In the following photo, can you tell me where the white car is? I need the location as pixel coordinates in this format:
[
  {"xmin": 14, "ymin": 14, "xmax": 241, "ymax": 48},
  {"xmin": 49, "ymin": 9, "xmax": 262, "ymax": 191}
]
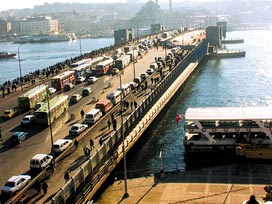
[
  {"xmin": 48, "ymin": 87, "xmax": 56, "ymax": 95},
  {"xmin": 70, "ymin": 94, "xmax": 82, "ymax": 103},
  {"xmin": 146, "ymin": 68, "xmax": 155, "ymax": 75},
  {"xmin": 21, "ymin": 114, "xmax": 35, "ymax": 127},
  {"xmin": 76, "ymin": 76, "xmax": 86, "ymax": 83},
  {"xmin": 1, "ymin": 175, "xmax": 31, "ymax": 195},
  {"xmin": 69, "ymin": 123, "xmax": 88, "ymax": 136},
  {"xmin": 53, "ymin": 139, "xmax": 73, "ymax": 153},
  {"xmin": 87, "ymin": 76, "xmax": 98, "ymax": 84}
]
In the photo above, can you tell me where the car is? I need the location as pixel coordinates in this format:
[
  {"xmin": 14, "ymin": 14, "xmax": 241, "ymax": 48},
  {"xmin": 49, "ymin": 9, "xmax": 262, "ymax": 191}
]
[
  {"xmin": 111, "ymin": 68, "xmax": 120, "ymax": 75},
  {"xmin": 3, "ymin": 108, "xmax": 18, "ymax": 119},
  {"xmin": 30, "ymin": 154, "xmax": 53, "ymax": 170},
  {"xmin": 11, "ymin": 131, "xmax": 29, "ymax": 144},
  {"xmin": 82, "ymin": 87, "xmax": 93, "ymax": 97},
  {"xmin": 1, "ymin": 175, "xmax": 31, "ymax": 196},
  {"xmin": 33, "ymin": 102, "xmax": 45, "ymax": 111},
  {"xmin": 87, "ymin": 76, "xmax": 98, "ymax": 84},
  {"xmin": 53, "ymin": 139, "xmax": 73, "ymax": 154},
  {"xmin": 146, "ymin": 68, "xmax": 155, "ymax": 75},
  {"xmin": 48, "ymin": 87, "xmax": 56, "ymax": 95},
  {"xmin": 70, "ymin": 94, "xmax": 82, "ymax": 103},
  {"xmin": 140, "ymin": 73, "xmax": 149, "ymax": 81},
  {"xmin": 21, "ymin": 114, "xmax": 35, "ymax": 127},
  {"xmin": 129, "ymin": 81, "xmax": 138, "ymax": 90},
  {"xmin": 69, "ymin": 123, "xmax": 88, "ymax": 136},
  {"xmin": 76, "ymin": 76, "xmax": 86, "ymax": 84},
  {"xmin": 64, "ymin": 83, "xmax": 75, "ymax": 91}
]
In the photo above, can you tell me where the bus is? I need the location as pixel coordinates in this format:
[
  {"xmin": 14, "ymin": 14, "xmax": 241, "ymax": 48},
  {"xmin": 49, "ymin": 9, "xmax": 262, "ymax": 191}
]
[
  {"xmin": 96, "ymin": 58, "xmax": 114, "ymax": 75},
  {"xmin": 18, "ymin": 84, "xmax": 47, "ymax": 110},
  {"xmin": 51, "ymin": 70, "xmax": 75, "ymax": 90},
  {"xmin": 70, "ymin": 59, "xmax": 91, "ymax": 68},
  {"xmin": 115, "ymin": 55, "xmax": 131, "ymax": 69},
  {"xmin": 34, "ymin": 95, "xmax": 69, "ymax": 125},
  {"xmin": 72, "ymin": 57, "xmax": 104, "ymax": 78}
]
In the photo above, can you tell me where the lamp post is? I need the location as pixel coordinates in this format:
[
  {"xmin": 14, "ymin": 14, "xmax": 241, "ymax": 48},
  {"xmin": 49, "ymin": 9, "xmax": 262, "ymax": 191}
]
[
  {"xmin": 132, "ymin": 47, "xmax": 136, "ymax": 80},
  {"xmin": 119, "ymin": 72, "xmax": 129, "ymax": 198},
  {"xmin": 18, "ymin": 43, "xmax": 26, "ymax": 91},
  {"xmin": 38, "ymin": 77, "xmax": 54, "ymax": 157},
  {"xmin": 79, "ymin": 37, "xmax": 82, "ymax": 56}
]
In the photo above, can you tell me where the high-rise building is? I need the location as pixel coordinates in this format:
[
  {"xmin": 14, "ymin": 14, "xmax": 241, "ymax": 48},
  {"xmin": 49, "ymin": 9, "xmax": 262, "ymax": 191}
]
[
  {"xmin": 0, "ymin": 19, "xmax": 11, "ymax": 35},
  {"xmin": 20, "ymin": 16, "xmax": 58, "ymax": 34}
]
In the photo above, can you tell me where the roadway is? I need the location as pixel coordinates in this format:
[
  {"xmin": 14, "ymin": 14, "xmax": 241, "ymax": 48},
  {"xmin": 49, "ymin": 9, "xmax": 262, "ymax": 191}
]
[{"xmin": 0, "ymin": 38, "xmax": 169, "ymax": 200}]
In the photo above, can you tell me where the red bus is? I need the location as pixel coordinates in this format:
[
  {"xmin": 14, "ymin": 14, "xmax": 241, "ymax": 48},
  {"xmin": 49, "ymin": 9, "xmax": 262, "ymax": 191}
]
[
  {"xmin": 51, "ymin": 70, "xmax": 75, "ymax": 90},
  {"xmin": 96, "ymin": 58, "xmax": 114, "ymax": 75},
  {"xmin": 95, "ymin": 99, "xmax": 113, "ymax": 115}
]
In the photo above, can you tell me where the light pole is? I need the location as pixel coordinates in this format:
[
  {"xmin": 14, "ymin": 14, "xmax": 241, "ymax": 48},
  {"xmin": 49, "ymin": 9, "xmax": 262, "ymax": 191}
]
[
  {"xmin": 38, "ymin": 77, "xmax": 54, "ymax": 157},
  {"xmin": 132, "ymin": 47, "xmax": 136, "ymax": 79},
  {"xmin": 79, "ymin": 37, "xmax": 82, "ymax": 56},
  {"xmin": 18, "ymin": 43, "xmax": 26, "ymax": 91},
  {"xmin": 119, "ymin": 72, "xmax": 129, "ymax": 198}
]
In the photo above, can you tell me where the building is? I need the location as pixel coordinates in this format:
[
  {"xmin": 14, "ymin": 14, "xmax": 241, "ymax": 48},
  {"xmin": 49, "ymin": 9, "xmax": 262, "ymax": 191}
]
[
  {"xmin": 114, "ymin": 29, "xmax": 134, "ymax": 45},
  {"xmin": 20, "ymin": 16, "xmax": 58, "ymax": 34},
  {"xmin": 216, "ymin": 21, "xmax": 227, "ymax": 39},
  {"xmin": 206, "ymin": 26, "xmax": 221, "ymax": 47},
  {"xmin": 0, "ymin": 19, "xmax": 11, "ymax": 36},
  {"xmin": 151, "ymin": 23, "xmax": 164, "ymax": 34}
]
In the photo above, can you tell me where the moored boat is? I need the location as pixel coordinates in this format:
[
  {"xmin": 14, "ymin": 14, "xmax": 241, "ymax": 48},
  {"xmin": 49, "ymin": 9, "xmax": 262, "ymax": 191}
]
[
  {"xmin": 0, "ymin": 52, "xmax": 17, "ymax": 59},
  {"xmin": 184, "ymin": 107, "xmax": 272, "ymax": 154}
]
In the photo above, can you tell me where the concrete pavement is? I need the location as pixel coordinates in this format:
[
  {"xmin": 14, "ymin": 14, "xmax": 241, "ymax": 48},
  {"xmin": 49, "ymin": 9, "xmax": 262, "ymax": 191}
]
[{"xmin": 97, "ymin": 164, "xmax": 272, "ymax": 204}]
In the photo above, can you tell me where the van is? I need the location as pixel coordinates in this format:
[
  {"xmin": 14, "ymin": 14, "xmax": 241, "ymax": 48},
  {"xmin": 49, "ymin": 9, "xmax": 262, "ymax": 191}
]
[
  {"xmin": 30, "ymin": 154, "xmax": 53, "ymax": 171},
  {"xmin": 53, "ymin": 139, "xmax": 72, "ymax": 154},
  {"xmin": 107, "ymin": 90, "xmax": 122, "ymax": 105},
  {"xmin": 117, "ymin": 83, "xmax": 131, "ymax": 97},
  {"xmin": 85, "ymin": 108, "xmax": 103, "ymax": 124},
  {"xmin": 95, "ymin": 99, "xmax": 113, "ymax": 115},
  {"xmin": 149, "ymin": 62, "xmax": 158, "ymax": 70}
]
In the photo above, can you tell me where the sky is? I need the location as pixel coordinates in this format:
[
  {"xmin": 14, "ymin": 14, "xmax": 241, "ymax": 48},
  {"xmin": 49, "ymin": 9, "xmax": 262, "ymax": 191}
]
[{"xmin": 0, "ymin": 0, "xmax": 212, "ymax": 12}]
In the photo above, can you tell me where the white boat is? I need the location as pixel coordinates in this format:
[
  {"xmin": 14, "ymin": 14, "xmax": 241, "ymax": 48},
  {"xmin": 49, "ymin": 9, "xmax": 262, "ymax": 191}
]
[
  {"xmin": 184, "ymin": 107, "xmax": 272, "ymax": 153},
  {"xmin": 13, "ymin": 33, "xmax": 73, "ymax": 43}
]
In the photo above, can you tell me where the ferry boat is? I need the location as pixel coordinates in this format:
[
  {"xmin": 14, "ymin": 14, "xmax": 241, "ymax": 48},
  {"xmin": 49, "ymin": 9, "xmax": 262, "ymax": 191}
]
[
  {"xmin": 184, "ymin": 107, "xmax": 272, "ymax": 153},
  {"xmin": 13, "ymin": 33, "xmax": 73, "ymax": 43},
  {"xmin": 0, "ymin": 52, "xmax": 17, "ymax": 59}
]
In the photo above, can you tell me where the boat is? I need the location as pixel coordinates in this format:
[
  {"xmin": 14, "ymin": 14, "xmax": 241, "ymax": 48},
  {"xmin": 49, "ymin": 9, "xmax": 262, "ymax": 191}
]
[
  {"xmin": 184, "ymin": 107, "xmax": 272, "ymax": 153},
  {"xmin": 13, "ymin": 33, "xmax": 73, "ymax": 43},
  {"xmin": 0, "ymin": 52, "xmax": 17, "ymax": 59}
]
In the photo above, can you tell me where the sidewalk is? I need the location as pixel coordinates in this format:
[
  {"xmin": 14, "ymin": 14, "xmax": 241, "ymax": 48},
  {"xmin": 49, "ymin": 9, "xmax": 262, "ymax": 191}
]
[{"xmin": 97, "ymin": 164, "xmax": 271, "ymax": 204}]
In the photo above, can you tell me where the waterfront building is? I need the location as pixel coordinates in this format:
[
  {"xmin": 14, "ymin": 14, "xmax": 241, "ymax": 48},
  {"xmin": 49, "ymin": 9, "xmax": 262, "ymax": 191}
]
[
  {"xmin": 0, "ymin": 19, "xmax": 11, "ymax": 36},
  {"xmin": 20, "ymin": 16, "xmax": 58, "ymax": 34},
  {"xmin": 114, "ymin": 28, "xmax": 134, "ymax": 45},
  {"xmin": 216, "ymin": 21, "xmax": 227, "ymax": 39},
  {"xmin": 206, "ymin": 26, "xmax": 221, "ymax": 46}
]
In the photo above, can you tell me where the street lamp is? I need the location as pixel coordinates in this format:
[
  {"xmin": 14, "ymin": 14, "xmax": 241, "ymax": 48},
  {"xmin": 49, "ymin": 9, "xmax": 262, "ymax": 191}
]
[
  {"xmin": 132, "ymin": 47, "xmax": 136, "ymax": 80},
  {"xmin": 38, "ymin": 77, "xmax": 54, "ymax": 157},
  {"xmin": 79, "ymin": 37, "xmax": 82, "ymax": 56},
  {"xmin": 119, "ymin": 71, "xmax": 129, "ymax": 198},
  {"xmin": 18, "ymin": 43, "xmax": 26, "ymax": 91}
]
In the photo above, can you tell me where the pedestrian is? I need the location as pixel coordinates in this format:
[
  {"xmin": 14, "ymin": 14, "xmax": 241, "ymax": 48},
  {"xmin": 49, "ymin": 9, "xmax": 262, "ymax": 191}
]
[
  {"xmin": 111, "ymin": 113, "xmax": 115, "ymax": 121},
  {"xmin": 151, "ymin": 77, "xmax": 154, "ymax": 84},
  {"xmin": 80, "ymin": 109, "xmax": 85, "ymax": 119},
  {"xmin": 64, "ymin": 170, "xmax": 70, "ymax": 183},
  {"xmin": 89, "ymin": 138, "xmax": 94, "ymax": 149},
  {"xmin": 134, "ymin": 101, "xmax": 138, "ymax": 109},
  {"xmin": 112, "ymin": 119, "xmax": 117, "ymax": 131},
  {"xmin": 74, "ymin": 139, "xmax": 78, "ymax": 150},
  {"xmin": 130, "ymin": 101, "xmax": 133, "ymax": 110},
  {"xmin": 41, "ymin": 182, "xmax": 48, "ymax": 195},
  {"xmin": 107, "ymin": 119, "xmax": 111, "ymax": 129},
  {"xmin": 99, "ymin": 138, "xmax": 103, "ymax": 146},
  {"xmin": 0, "ymin": 127, "xmax": 2, "ymax": 142}
]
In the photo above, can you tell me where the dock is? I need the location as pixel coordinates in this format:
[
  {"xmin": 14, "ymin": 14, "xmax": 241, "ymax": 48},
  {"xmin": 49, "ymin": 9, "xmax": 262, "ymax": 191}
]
[
  {"xmin": 209, "ymin": 49, "xmax": 246, "ymax": 58},
  {"xmin": 221, "ymin": 38, "xmax": 244, "ymax": 44}
]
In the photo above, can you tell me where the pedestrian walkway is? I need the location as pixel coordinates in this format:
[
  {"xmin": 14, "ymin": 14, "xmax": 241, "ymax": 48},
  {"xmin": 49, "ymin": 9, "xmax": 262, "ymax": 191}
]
[{"xmin": 97, "ymin": 164, "xmax": 272, "ymax": 204}]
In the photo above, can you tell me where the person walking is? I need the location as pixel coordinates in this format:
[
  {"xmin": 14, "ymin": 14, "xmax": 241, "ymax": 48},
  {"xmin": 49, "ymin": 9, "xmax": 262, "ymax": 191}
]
[
  {"xmin": 80, "ymin": 109, "xmax": 85, "ymax": 119},
  {"xmin": 89, "ymin": 138, "xmax": 94, "ymax": 150},
  {"xmin": 41, "ymin": 182, "xmax": 48, "ymax": 195},
  {"xmin": 74, "ymin": 139, "xmax": 79, "ymax": 150},
  {"xmin": 112, "ymin": 119, "xmax": 117, "ymax": 131},
  {"xmin": 64, "ymin": 170, "xmax": 70, "ymax": 183},
  {"xmin": 134, "ymin": 101, "xmax": 138, "ymax": 109},
  {"xmin": 107, "ymin": 119, "xmax": 111, "ymax": 129}
]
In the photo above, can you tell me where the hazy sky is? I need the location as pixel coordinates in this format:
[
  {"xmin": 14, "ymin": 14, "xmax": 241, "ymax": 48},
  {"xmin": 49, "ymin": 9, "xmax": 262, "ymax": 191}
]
[{"xmin": 0, "ymin": 0, "xmax": 211, "ymax": 12}]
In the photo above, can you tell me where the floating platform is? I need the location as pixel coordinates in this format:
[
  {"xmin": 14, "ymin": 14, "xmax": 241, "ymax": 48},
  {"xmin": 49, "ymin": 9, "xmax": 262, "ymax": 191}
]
[
  {"xmin": 221, "ymin": 38, "xmax": 244, "ymax": 44},
  {"xmin": 209, "ymin": 49, "xmax": 246, "ymax": 58}
]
